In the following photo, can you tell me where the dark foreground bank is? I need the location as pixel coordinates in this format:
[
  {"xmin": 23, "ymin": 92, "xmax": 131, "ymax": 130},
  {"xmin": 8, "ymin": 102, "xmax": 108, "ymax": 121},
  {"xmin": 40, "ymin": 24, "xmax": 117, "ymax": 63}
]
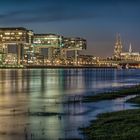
[
  {"xmin": 80, "ymin": 94, "xmax": 140, "ymax": 140},
  {"xmin": 83, "ymin": 84, "xmax": 140, "ymax": 102}
]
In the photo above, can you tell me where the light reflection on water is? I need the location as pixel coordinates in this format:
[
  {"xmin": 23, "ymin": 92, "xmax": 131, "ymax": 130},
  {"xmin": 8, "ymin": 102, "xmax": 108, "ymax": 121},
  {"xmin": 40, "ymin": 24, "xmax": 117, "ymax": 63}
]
[{"xmin": 0, "ymin": 68, "xmax": 140, "ymax": 140}]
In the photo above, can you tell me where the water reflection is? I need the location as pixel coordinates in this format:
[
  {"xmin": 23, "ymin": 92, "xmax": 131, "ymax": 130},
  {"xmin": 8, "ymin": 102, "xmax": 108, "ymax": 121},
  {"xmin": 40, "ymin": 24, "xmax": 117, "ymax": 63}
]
[
  {"xmin": 1, "ymin": 69, "xmax": 139, "ymax": 96},
  {"xmin": 0, "ymin": 68, "xmax": 140, "ymax": 139}
]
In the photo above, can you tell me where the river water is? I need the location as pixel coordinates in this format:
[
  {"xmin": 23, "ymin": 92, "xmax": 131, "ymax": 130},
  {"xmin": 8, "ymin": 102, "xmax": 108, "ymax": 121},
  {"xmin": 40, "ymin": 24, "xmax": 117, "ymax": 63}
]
[{"xmin": 0, "ymin": 68, "xmax": 140, "ymax": 140}]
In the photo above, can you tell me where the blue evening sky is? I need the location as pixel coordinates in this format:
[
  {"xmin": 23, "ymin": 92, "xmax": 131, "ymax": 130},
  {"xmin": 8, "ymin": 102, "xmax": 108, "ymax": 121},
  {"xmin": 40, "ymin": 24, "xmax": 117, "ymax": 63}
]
[{"xmin": 0, "ymin": 0, "xmax": 140, "ymax": 57}]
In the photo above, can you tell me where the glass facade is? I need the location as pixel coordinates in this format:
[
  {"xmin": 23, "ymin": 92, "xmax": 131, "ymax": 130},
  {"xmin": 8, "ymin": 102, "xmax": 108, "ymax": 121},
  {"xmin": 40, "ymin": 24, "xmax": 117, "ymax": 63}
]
[
  {"xmin": 0, "ymin": 27, "xmax": 87, "ymax": 65},
  {"xmin": 63, "ymin": 37, "xmax": 86, "ymax": 50},
  {"xmin": 0, "ymin": 27, "xmax": 33, "ymax": 44},
  {"xmin": 33, "ymin": 34, "xmax": 63, "ymax": 48}
]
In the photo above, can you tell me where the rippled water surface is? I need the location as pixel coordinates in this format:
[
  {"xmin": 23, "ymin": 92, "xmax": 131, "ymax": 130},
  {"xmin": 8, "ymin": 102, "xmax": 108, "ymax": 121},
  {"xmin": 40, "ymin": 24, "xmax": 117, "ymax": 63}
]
[{"xmin": 0, "ymin": 68, "xmax": 140, "ymax": 140}]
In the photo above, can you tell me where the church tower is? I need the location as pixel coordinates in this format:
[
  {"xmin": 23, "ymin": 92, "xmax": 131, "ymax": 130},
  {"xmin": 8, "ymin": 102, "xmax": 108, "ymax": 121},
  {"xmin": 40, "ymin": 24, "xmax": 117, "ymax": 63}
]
[
  {"xmin": 114, "ymin": 34, "xmax": 123, "ymax": 59},
  {"xmin": 129, "ymin": 43, "xmax": 132, "ymax": 53}
]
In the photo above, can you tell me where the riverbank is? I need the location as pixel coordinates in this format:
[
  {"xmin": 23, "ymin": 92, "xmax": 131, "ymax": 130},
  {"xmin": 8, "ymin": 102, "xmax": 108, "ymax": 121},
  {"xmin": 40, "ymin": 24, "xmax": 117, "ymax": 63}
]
[
  {"xmin": 0, "ymin": 65, "xmax": 117, "ymax": 69},
  {"xmin": 127, "ymin": 95, "xmax": 140, "ymax": 105},
  {"xmin": 55, "ymin": 85, "xmax": 140, "ymax": 104},
  {"xmin": 80, "ymin": 89, "xmax": 140, "ymax": 140},
  {"xmin": 0, "ymin": 65, "xmax": 24, "ymax": 69},
  {"xmin": 83, "ymin": 85, "xmax": 140, "ymax": 102},
  {"xmin": 1, "ymin": 64, "xmax": 139, "ymax": 69},
  {"xmin": 25, "ymin": 65, "xmax": 116, "ymax": 69}
]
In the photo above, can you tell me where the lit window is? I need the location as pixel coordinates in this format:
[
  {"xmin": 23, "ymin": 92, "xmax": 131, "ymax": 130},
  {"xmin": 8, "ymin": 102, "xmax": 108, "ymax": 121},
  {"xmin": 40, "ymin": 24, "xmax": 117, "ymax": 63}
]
[
  {"xmin": 18, "ymin": 32, "xmax": 23, "ymax": 35},
  {"xmin": 5, "ymin": 32, "xmax": 10, "ymax": 35},
  {"xmin": 5, "ymin": 37, "xmax": 10, "ymax": 39},
  {"xmin": 11, "ymin": 32, "xmax": 15, "ymax": 35}
]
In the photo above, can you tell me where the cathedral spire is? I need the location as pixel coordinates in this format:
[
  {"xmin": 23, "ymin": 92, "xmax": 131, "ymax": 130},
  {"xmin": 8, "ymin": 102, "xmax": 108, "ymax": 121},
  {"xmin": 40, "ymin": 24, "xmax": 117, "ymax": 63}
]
[
  {"xmin": 114, "ymin": 33, "xmax": 123, "ymax": 59},
  {"xmin": 116, "ymin": 33, "xmax": 121, "ymax": 44},
  {"xmin": 129, "ymin": 43, "xmax": 132, "ymax": 53}
]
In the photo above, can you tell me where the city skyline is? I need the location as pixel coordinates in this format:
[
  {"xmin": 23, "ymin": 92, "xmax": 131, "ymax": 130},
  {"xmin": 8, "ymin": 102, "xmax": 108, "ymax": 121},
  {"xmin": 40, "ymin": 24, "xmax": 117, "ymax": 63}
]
[{"xmin": 0, "ymin": 0, "xmax": 140, "ymax": 57}]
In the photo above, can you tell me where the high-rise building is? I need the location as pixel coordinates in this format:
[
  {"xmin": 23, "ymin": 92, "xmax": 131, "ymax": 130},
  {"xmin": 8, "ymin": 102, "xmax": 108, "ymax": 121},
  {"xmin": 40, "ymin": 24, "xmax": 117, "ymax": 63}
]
[
  {"xmin": 0, "ymin": 27, "xmax": 33, "ymax": 44},
  {"xmin": 33, "ymin": 34, "xmax": 63, "ymax": 64},
  {"xmin": 0, "ymin": 27, "xmax": 87, "ymax": 66},
  {"xmin": 0, "ymin": 27, "xmax": 34, "ymax": 64},
  {"xmin": 62, "ymin": 37, "xmax": 86, "ymax": 64}
]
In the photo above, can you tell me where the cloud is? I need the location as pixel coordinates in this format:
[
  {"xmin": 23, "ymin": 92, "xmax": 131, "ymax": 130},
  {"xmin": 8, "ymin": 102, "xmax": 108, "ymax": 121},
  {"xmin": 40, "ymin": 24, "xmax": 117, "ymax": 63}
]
[
  {"xmin": 0, "ymin": 10, "xmax": 24, "ymax": 19},
  {"xmin": 0, "ymin": 0, "xmax": 140, "ymax": 25},
  {"xmin": 0, "ymin": 1, "xmax": 96, "ymax": 24}
]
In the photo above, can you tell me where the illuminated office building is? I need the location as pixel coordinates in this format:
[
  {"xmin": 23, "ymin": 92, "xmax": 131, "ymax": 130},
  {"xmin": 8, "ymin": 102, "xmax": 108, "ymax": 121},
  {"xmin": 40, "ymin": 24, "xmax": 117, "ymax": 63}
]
[
  {"xmin": 62, "ymin": 37, "xmax": 86, "ymax": 65},
  {"xmin": 0, "ymin": 27, "xmax": 87, "ymax": 66},
  {"xmin": 33, "ymin": 34, "xmax": 63, "ymax": 64},
  {"xmin": 0, "ymin": 27, "xmax": 33, "ymax": 64}
]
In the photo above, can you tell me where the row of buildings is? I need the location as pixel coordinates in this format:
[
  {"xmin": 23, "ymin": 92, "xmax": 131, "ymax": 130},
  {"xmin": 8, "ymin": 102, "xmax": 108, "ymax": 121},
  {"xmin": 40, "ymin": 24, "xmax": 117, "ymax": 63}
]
[
  {"xmin": 0, "ymin": 27, "xmax": 139, "ymax": 67},
  {"xmin": 92, "ymin": 35, "xmax": 140, "ymax": 68},
  {"xmin": 113, "ymin": 34, "xmax": 140, "ymax": 61},
  {"xmin": 0, "ymin": 27, "xmax": 87, "ymax": 66}
]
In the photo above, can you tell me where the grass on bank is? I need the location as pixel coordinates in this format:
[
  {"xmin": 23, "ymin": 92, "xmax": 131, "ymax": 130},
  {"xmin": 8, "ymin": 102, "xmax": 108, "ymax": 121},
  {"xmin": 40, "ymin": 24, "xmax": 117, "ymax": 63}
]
[
  {"xmin": 83, "ymin": 85, "xmax": 140, "ymax": 102},
  {"xmin": 127, "ymin": 95, "xmax": 140, "ymax": 105},
  {"xmin": 80, "ymin": 93, "xmax": 140, "ymax": 140},
  {"xmin": 81, "ymin": 109, "xmax": 140, "ymax": 140}
]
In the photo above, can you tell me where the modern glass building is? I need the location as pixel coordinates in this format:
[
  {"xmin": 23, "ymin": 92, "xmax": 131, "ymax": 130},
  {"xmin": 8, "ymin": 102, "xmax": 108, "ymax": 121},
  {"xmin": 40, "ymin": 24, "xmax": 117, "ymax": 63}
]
[
  {"xmin": 33, "ymin": 34, "xmax": 63, "ymax": 64},
  {"xmin": 63, "ymin": 37, "xmax": 86, "ymax": 50},
  {"xmin": 0, "ymin": 27, "xmax": 87, "ymax": 66},
  {"xmin": 61, "ymin": 37, "xmax": 87, "ymax": 65},
  {"xmin": 0, "ymin": 27, "xmax": 33, "ymax": 44},
  {"xmin": 0, "ymin": 27, "xmax": 34, "ymax": 65},
  {"xmin": 33, "ymin": 34, "xmax": 63, "ymax": 48}
]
